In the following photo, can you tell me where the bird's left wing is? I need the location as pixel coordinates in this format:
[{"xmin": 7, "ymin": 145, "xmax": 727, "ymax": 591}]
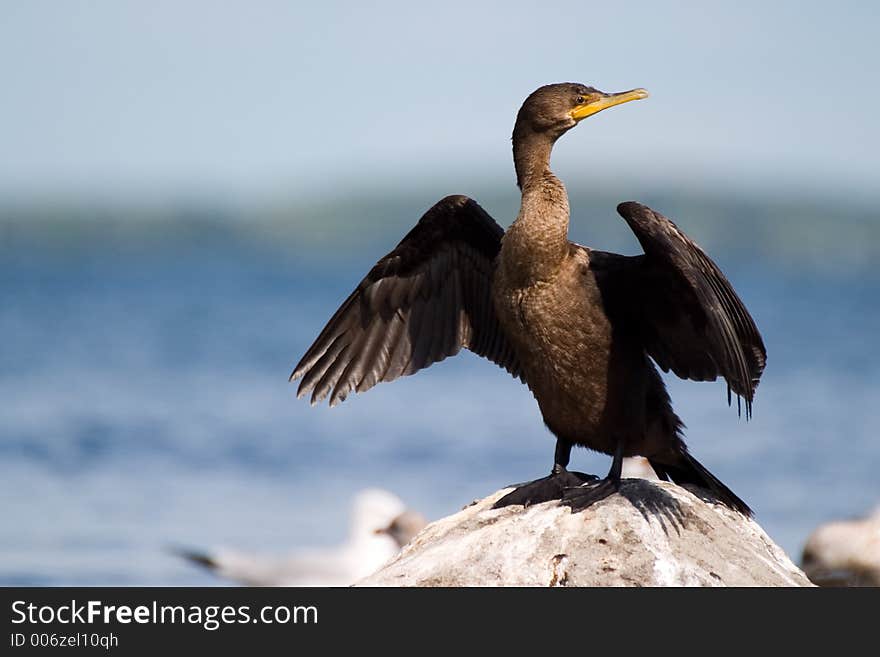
[
  {"xmin": 613, "ymin": 201, "xmax": 766, "ymax": 416},
  {"xmin": 290, "ymin": 195, "xmax": 521, "ymax": 407}
]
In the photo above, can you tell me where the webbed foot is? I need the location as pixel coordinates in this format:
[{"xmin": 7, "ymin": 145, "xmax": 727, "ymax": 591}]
[
  {"xmin": 561, "ymin": 476, "xmax": 621, "ymax": 512},
  {"xmin": 493, "ymin": 469, "xmax": 598, "ymax": 509}
]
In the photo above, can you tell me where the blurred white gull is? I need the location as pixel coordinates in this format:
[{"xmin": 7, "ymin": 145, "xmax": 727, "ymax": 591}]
[
  {"xmin": 621, "ymin": 457, "xmax": 660, "ymax": 480},
  {"xmin": 177, "ymin": 488, "xmax": 426, "ymax": 586},
  {"xmin": 801, "ymin": 505, "xmax": 880, "ymax": 587}
]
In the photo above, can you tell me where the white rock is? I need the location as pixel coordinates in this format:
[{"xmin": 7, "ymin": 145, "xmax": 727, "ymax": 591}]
[
  {"xmin": 802, "ymin": 506, "xmax": 880, "ymax": 587},
  {"xmin": 356, "ymin": 479, "xmax": 812, "ymax": 587}
]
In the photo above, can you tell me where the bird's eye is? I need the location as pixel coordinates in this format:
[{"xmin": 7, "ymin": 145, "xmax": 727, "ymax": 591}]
[{"xmin": 576, "ymin": 96, "xmax": 585, "ymax": 104}]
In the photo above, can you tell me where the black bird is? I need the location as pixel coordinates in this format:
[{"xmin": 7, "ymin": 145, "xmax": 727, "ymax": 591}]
[{"xmin": 290, "ymin": 83, "xmax": 766, "ymax": 516}]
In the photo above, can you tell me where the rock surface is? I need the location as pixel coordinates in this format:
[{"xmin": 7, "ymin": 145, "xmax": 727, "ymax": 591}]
[{"xmin": 357, "ymin": 479, "xmax": 812, "ymax": 587}]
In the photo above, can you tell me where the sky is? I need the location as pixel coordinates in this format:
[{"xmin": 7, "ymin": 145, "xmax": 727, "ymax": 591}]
[{"xmin": 1, "ymin": 1, "xmax": 878, "ymax": 202}]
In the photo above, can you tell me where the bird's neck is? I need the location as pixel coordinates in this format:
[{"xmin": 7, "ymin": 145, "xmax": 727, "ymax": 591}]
[
  {"xmin": 513, "ymin": 127, "xmax": 555, "ymax": 191},
  {"xmin": 504, "ymin": 129, "xmax": 570, "ymax": 284}
]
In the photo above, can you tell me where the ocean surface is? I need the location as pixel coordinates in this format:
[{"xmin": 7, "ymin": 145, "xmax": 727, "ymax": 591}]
[{"xmin": 1, "ymin": 213, "xmax": 879, "ymax": 585}]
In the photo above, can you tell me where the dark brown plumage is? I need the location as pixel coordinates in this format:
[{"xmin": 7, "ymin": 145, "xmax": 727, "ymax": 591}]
[{"xmin": 290, "ymin": 82, "xmax": 766, "ymax": 516}]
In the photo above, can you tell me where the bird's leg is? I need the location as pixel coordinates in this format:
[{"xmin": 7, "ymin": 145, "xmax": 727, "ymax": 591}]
[
  {"xmin": 562, "ymin": 438, "xmax": 625, "ymax": 512},
  {"xmin": 493, "ymin": 439, "xmax": 598, "ymax": 509},
  {"xmin": 551, "ymin": 438, "xmax": 571, "ymax": 475}
]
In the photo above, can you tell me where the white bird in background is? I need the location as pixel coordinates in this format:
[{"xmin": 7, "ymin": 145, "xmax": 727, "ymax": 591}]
[
  {"xmin": 176, "ymin": 488, "xmax": 427, "ymax": 586},
  {"xmin": 621, "ymin": 457, "xmax": 660, "ymax": 481}
]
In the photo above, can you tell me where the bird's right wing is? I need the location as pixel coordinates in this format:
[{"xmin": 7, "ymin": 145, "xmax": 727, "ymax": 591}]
[{"xmin": 290, "ymin": 195, "xmax": 522, "ymax": 406}]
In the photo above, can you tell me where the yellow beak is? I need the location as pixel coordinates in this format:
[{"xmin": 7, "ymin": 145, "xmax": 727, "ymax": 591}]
[{"xmin": 570, "ymin": 88, "xmax": 649, "ymax": 122}]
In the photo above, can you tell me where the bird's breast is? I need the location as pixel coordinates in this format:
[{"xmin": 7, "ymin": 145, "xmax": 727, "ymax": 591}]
[{"xmin": 493, "ymin": 253, "xmax": 615, "ymax": 414}]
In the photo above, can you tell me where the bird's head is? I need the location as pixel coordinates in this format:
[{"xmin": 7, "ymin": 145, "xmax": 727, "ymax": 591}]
[
  {"xmin": 373, "ymin": 510, "xmax": 428, "ymax": 548},
  {"xmin": 512, "ymin": 82, "xmax": 648, "ymax": 188},
  {"xmin": 515, "ymin": 82, "xmax": 649, "ymax": 139}
]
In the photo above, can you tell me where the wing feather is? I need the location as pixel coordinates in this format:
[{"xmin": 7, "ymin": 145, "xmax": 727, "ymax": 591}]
[
  {"xmin": 614, "ymin": 201, "xmax": 766, "ymax": 416},
  {"xmin": 291, "ymin": 195, "xmax": 523, "ymax": 406}
]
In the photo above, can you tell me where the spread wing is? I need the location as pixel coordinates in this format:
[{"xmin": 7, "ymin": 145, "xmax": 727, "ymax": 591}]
[
  {"xmin": 290, "ymin": 194, "xmax": 522, "ymax": 406},
  {"xmin": 614, "ymin": 201, "xmax": 767, "ymax": 416}
]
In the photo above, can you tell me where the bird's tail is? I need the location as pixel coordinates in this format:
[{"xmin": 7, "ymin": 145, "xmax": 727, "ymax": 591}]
[{"xmin": 649, "ymin": 451, "xmax": 752, "ymax": 517}]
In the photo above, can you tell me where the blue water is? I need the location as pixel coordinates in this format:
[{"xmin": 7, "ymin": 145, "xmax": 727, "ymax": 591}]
[{"xmin": 1, "ymin": 236, "xmax": 878, "ymax": 585}]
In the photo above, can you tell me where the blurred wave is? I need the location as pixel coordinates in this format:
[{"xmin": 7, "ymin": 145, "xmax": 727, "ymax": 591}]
[{"xmin": 3, "ymin": 182, "xmax": 879, "ymax": 272}]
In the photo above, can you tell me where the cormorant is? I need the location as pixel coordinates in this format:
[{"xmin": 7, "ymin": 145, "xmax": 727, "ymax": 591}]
[{"xmin": 290, "ymin": 83, "xmax": 766, "ymax": 516}]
